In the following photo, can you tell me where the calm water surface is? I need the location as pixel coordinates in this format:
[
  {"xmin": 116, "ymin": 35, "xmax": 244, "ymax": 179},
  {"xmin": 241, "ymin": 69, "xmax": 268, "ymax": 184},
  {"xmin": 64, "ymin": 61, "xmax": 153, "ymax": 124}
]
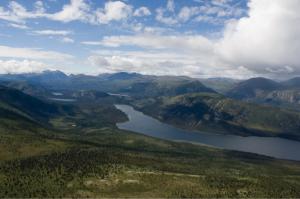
[
  {"xmin": 48, "ymin": 98, "xmax": 76, "ymax": 102},
  {"xmin": 115, "ymin": 104, "xmax": 300, "ymax": 161}
]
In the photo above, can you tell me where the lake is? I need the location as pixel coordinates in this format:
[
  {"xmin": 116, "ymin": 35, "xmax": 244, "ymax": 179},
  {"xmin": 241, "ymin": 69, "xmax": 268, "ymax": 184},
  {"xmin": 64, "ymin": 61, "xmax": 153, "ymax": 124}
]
[
  {"xmin": 115, "ymin": 104, "xmax": 300, "ymax": 161},
  {"xmin": 48, "ymin": 98, "xmax": 76, "ymax": 102}
]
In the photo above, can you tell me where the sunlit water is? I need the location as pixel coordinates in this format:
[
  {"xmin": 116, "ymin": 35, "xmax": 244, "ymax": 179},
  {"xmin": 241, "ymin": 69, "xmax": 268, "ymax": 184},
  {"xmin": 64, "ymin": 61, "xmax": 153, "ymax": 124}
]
[{"xmin": 115, "ymin": 104, "xmax": 300, "ymax": 161}]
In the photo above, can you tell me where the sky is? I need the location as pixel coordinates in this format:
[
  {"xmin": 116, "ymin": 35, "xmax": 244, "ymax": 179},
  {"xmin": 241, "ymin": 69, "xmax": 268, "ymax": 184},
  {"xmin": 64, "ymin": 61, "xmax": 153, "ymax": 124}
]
[{"xmin": 0, "ymin": 0, "xmax": 299, "ymax": 79}]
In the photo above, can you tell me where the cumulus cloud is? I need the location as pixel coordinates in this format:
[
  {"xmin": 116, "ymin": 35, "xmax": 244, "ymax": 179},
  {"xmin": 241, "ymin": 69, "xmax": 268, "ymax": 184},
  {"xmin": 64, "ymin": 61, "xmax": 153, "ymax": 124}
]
[
  {"xmin": 83, "ymin": 0, "xmax": 300, "ymax": 78},
  {"xmin": 0, "ymin": 0, "xmax": 90, "ymax": 24},
  {"xmin": 1, "ymin": 0, "xmax": 300, "ymax": 79},
  {"xmin": 133, "ymin": 7, "xmax": 151, "ymax": 17},
  {"xmin": 48, "ymin": 0, "xmax": 91, "ymax": 23},
  {"xmin": 217, "ymin": 0, "xmax": 300, "ymax": 75},
  {"xmin": 95, "ymin": 1, "xmax": 132, "ymax": 24},
  {"xmin": 0, "ymin": 0, "xmax": 135, "ymax": 25},
  {"xmin": 0, "ymin": 59, "xmax": 49, "ymax": 74},
  {"xmin": 0, "ymin": 1, "xmax": 44, "ymax": 23},
  {"xmin": 88, "ymin": 55, "xmax": 110, "ymax": 67}
]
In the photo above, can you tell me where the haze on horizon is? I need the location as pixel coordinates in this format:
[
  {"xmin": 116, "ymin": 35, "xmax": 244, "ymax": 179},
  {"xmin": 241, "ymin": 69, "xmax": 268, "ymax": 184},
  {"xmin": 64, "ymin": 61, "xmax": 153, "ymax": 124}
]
[{"xmin": 0, "ymin": 0, "xmax": 300, "ymax": 80}]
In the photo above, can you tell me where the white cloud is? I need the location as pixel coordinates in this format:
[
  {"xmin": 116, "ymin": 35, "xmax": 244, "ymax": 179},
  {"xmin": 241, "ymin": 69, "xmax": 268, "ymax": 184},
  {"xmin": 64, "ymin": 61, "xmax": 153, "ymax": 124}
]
[
  {"xmin": 48, "ymin": 0, "xmax": 91, "ymax": 23},
  {"xmin": 86, "ymin": 35, "xmax": 224, "ymax": 77},
  {"xmin": 217, "ymin": 0, "xmax": 300, "ymax": 75},
  {"xmin": 155, "ymin": 8, "xmax": 178, "ymax": 25},
  {"xmin": 8, "ymin": 23, "xmax": 29, "ymax": 29},
  {"xmin": 88, "ymin": 55, "xmax": 110, "ymax": 67},
  {"xmin": 97, "ymin": 34, "xmax": 214, "ymax": 53},
  {"xmin": 211, "ymin": 0, "xmax": 232, "ymax": 7},
  {"xmin": 95, "ymin": 1, "xmax": 132, "ymax": 24},
  {"xmin": 133, "ymin": 7, "xmax": 151, "ymax": 17},
  {"xmin": 194, "ymin": 15, "xmax": 222, "ymax": 24},
  {"xmin": 155, "ymin": 0, "xmax": 244, "ymax": 26},
  {"xmin": 0, "ymin": 59, "xmax": 49, "ymax": 74},
  {"xmin": 167, "ymin": 0, "xmax": 175, "ymax": 12},
  {"xmin": 0, "ymin": 1, "xmax": 150, "ymax": 26},
  {"xmin": 0, "ymin": 0, "xmax": 94, "ymax": 24},
  {"xmin": 0, "ymin": 45, "xmax": 73, "ymax": 60},
  {"xmin": 0, "ymin": 1, "xmax": 46, "ymax": 23},
  {"xmin": 178, "ymin": 6, "xmax": 201, "ymax": 22},
  {"xmin": 61, "ymin": 37, "xmax": 74, "ymax": 43},
  {"xmin": 32, "ymin": 29, "xmax": 72, "ymax": 36},
  {"xmin": 34, "ymin": 1, "xmax": 45, "ymax": 14},
  {"xmin": 84, "ymin": 0, "xmax": 300, "ymax": 78},
  {"xmin": 87, "ymin": 49, "xmax": 248, "ymax": 78}
]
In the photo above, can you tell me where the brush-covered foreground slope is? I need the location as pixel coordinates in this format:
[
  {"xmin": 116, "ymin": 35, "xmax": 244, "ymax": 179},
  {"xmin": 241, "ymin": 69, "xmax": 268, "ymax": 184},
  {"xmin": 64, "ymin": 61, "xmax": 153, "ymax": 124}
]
[
  {"xmin": 1, "ymin": 118, "xmax": 300, "ymax": 198},
  {"xmin": 0, "ymin": 87, "xmax": 72, "ymax": 162},
  {"xmin": 132, "ymin": 93, "xmax": 300, "ymax": 140}
]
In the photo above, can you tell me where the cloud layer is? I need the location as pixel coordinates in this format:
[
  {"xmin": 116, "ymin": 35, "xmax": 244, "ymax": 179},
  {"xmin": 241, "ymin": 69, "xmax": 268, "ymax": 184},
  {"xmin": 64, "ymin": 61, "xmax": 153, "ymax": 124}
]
[
  {"xmin": 0, "ymin": 59, "xmax": 49, "ymax": 74},
  {"xmin": 86, "ymin": 0, "xmax": 300, "ymax": 79},
  {"xmin": 0, "ymin": 0, "xmax": 300, "ymax": 79},
  {"xmin": 218, "ymin": 0, "xmax": 300, "ymax": 75}
]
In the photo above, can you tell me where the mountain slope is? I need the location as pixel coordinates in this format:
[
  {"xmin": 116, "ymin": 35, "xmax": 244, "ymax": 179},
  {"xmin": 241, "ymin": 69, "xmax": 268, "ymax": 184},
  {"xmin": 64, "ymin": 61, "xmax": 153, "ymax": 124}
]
[
  {"xmin": 199, "ymin": 78, "xmax": 240, "ymax": 93},
  {"xmin": 226, "ymin": 77, "xmax": 282, "ymax": 99},
  {"xmin": 282, "ymin": 77, "xmax": 300, "ymax": 88},
  {"xmin": 226, "ymin": 77, "xmax": 300, "ymax": 109},
  {"xmin": 0, "ymin": 86, "xmax": 72, "ymax": 124},
  {"xmin": 123, "ymin": 79, "xmax": 216, "ymax": 98},
  {"xmin": 132, "ymin": 93, "xmax": 300, "ymax": 140}
]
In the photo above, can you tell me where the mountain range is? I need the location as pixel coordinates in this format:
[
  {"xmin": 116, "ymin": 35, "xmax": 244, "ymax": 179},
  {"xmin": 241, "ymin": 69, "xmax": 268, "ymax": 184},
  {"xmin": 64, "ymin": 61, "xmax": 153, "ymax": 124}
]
[
  {"xmin": 1, "ymin": 71, "xmax": 300, "ymax": 140},
  {"xmin": 0, "ymin": 71, "xmax": 300, "ymax": 197}
]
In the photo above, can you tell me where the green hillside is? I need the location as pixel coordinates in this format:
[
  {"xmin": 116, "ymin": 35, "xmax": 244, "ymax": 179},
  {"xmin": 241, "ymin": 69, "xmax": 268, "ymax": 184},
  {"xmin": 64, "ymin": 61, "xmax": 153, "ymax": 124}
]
[{"xmin": 132, "ymin": 93, "xmax": 300, "ymax": 140}]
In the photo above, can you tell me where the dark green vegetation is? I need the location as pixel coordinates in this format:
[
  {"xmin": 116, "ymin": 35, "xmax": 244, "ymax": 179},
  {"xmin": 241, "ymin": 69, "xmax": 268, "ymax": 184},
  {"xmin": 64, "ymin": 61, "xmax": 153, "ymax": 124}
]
[
  {"xmin": 1, "ymin": 122, "xmax": 300, "ymax": 197},
  {"xmin": 132, "ymin": 92, "xmax": 300, "ymax": 140},
  {"xmin": 0, "ymin": 72, "xmax": 300, "ymax": 197}
]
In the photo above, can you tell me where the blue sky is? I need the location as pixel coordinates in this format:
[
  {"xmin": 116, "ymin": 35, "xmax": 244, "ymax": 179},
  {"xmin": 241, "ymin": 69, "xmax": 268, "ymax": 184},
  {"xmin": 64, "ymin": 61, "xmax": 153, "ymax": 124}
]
[{"xmin": 0, "ymin": 0, "xmax": 299, "ymax": 79}]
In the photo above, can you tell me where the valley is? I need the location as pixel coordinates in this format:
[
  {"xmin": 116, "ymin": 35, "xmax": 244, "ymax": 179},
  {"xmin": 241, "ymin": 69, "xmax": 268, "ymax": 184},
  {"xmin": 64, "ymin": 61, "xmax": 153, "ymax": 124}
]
[
  {"xmin": 1, "ymin": 0, "xmax": 300, "ymax": 197},
  {"xmin": 0, "ymin": 71, "xmax": 300, "ymax": 197}
]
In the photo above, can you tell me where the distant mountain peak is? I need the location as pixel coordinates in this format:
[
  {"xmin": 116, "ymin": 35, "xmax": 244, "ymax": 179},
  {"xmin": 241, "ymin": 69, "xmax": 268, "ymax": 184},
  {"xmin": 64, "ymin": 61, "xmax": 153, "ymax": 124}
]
[
  {"xmin": 107, "ymin": 72, "xmax": 142, "ymax": 80},
  {"xmin": 41, "ymin": 70, "xmax": 67, "ymax": 77},
  {"xmin": 282, "ymin": 77, "xmax": 300, "ymax": 88},
  {"xmin": 226, "ymin": 77, "xmax": 282, "ymax": 99}
]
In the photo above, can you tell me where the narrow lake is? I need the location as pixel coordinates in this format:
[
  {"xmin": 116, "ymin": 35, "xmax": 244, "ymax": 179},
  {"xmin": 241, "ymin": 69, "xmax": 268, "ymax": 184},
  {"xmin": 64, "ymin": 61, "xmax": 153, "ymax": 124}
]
[{"xmin": 115, "ymin": 104, "xmax": 300, "ymax": 161}]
